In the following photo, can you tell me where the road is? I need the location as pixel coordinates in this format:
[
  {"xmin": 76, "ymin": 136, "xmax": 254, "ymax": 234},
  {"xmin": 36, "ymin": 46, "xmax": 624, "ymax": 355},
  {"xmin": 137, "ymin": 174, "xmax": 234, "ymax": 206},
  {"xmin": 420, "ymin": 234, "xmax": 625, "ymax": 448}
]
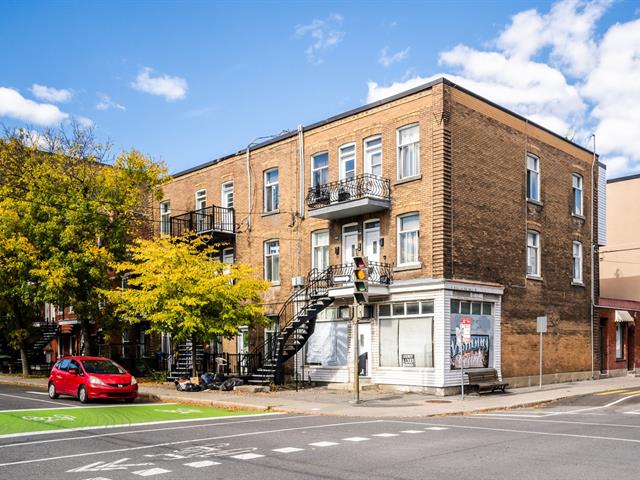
[{"xmin": 1, "ymin": 384, "xmax": 640, "ymax": 479}]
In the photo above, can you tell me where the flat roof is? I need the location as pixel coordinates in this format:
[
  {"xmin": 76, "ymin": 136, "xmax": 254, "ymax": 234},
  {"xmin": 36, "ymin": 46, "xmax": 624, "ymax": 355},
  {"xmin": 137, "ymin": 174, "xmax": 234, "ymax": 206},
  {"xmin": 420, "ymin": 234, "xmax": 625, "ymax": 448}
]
[
  {"xmin": 172, "ymin": 77, "xmax": 598, "ymax": 178},
  {"xmin": 608, "ymin": 173, "xmax": 640, "ymax": 184}
]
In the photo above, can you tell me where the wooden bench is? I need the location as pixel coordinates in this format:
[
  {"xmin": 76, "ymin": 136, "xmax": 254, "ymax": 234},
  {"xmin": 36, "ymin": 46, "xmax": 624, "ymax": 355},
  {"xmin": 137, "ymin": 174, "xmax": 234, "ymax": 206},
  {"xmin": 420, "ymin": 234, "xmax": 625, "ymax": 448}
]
[{"xmin": 466, "ymin": 369, "xmax": 508, "ymax": 394}]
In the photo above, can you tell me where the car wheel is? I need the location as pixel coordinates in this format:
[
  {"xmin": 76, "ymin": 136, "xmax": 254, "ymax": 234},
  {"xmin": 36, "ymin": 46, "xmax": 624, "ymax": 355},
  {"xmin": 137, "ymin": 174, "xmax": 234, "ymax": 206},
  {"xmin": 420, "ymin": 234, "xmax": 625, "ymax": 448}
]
[
  {"xmin": 78, "ymin": 386, "xmax": 90, "ymax": 404},
  {"xmin": 48, "ymin": 382, "xmax": 59, "ymax": 399},
  {"xmin": 124, "ymin": 397, "xmax": 135, "ymax": 404}
]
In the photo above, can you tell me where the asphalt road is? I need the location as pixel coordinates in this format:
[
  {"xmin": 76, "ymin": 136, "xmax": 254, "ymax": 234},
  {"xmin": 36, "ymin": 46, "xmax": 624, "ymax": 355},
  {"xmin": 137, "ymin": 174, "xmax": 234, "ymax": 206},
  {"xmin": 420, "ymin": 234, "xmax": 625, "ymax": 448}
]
[{"xmin": 1, "ymin": 384, "xmax": 640, "ymax": 480}]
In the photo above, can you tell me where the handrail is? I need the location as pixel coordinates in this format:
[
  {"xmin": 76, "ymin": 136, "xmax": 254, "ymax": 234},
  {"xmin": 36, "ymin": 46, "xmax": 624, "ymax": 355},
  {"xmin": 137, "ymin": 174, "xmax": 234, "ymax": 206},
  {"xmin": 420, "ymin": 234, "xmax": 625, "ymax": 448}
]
[
  {"xmin": 170, "ymin": 205, "xmax": 236, "ymax": 237},
  {"xmin": 328, "ymin": 261, "xmax": 393, "ymax": 285},
  {"xmin": 306, "ymin": 173, "xmax": 391, "ymax": 209}
]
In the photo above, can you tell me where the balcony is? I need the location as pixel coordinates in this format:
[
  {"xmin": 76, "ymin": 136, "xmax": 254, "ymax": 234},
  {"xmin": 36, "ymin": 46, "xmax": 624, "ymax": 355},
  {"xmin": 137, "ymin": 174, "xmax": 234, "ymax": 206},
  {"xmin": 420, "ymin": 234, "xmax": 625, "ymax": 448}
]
[
  {"xmin": 326, "ymin": 261, "xmax": 393, "ymax": 298},
  {"xmin": 306, "ymin": 173, "xmax": 391, "ymax": 220},
  {"xmin": 169, "ymin": 205, "xmax": 236, "ymax": 240}
]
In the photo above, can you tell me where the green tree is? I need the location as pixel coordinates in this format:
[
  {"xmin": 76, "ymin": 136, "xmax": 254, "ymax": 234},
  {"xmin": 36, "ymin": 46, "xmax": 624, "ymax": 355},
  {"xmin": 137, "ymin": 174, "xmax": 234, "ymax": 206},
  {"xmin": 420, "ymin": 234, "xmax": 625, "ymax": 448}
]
[{"xmin": 102, "ymin": 237, "xmax": 269, "ymax": 376}]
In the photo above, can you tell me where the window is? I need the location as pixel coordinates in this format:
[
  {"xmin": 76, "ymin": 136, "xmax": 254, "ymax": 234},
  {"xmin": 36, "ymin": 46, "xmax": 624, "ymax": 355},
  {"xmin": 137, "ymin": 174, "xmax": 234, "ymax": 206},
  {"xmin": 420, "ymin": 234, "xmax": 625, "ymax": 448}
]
[
  {"xmin": 195, "ymin": 189, "xmax": 207, "ymax": 210},
  {"xmin": 364, "ymin": 136, "xmax": 382, "ymax": 177},
  {"xmin": 527, "ymin": 154, "xmax": 540, "ymax": 201},
  {"xmin": 195, "ymin": 189, "xmax": 207, "ymax": 232},
  {"xmin": 572, "ymin": 174, "xmax": 583, "ymax": 216},
  {"xmin": 397, "ymin": 124, "xmax": 419, "ymax": 180},
  {"xmin": 572, "ymin": 241, "xmax": 583, "ymax": 284},
  {"xmin": 339, "ymin": 143, "xmax": 356, "ymax": 180},
  {"xmin": 160, "ymin": 201, "xmax": 171, "ymax": 235},
  {"xmin": 312, "ymin": 230, "xmax": 329, "ymax": 272},
  {"xmin": 379, "ymin": 302, "xmax": 434, "ymax": 368},
  {"xmin": 222, "ymin": 248, "xmax": 234, "ymax": 264},
  {"xmin": 264, "ymin": 168, "xmax": 279, "ymax": 213},
  {"xmin": 451, "ymin": 300, "xmax": 493, "ymax": 316},
  {"xmin": 221, "ymin": 182, "xmax": 234, "ymax": 209},
  {"xmin": 527, "ymin": 230, "xmax": 541, "ymax": 277},
  {"xmin": 615, "ymin": 323, "xmax": 624, "ymax": 359},
  {"xmin": 398, "ymin": 213, "xmax": 419, "ymax": 265},
  {"xmin": 312, "ymin": 152, "xmax": 329, "ymax": 188},
  {"xmin": 306, "ymin": 308, "xmax": 348, "ymax": 367},
  {"xmin": 264, "ymin": 240, "xmax": 280, "ymax": 283}
]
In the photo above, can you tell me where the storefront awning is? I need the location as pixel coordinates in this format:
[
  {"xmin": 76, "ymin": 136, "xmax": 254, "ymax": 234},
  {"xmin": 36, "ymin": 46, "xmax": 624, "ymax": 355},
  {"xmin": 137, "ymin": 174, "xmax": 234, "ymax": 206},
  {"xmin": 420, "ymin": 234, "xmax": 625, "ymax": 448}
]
[{"xmin": 615, "ymin": 310, "xmax": 635, "ymax": 323}]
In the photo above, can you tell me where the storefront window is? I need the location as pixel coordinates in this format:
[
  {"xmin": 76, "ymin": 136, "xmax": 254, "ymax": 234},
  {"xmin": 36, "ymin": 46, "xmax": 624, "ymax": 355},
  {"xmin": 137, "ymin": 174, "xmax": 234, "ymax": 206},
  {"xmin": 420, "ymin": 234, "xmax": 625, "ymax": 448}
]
[
  {"xmin": 379, "ymin": 300, "xmax": 434, "ymax": 368},
  {"xmin": 305, "ymin": 308, "xmax": 348, "ymax": 367},
  {"xmin": 616, "ymin": 323, "xmax": 624, "ymax": 359}
]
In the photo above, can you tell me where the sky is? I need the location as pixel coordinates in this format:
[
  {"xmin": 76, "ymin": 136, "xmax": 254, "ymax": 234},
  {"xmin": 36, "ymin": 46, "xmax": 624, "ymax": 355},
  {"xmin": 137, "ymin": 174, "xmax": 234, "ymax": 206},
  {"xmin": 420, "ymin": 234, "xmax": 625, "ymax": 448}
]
[{"xmin": 1, "ymin": 0, "xmax": 639, "ymax": 178}]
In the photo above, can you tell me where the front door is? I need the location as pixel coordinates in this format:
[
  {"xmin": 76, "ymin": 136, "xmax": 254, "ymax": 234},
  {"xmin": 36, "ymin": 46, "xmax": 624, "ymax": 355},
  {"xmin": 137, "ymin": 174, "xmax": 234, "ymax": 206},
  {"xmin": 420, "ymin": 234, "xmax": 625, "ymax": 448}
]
[
  {"xmin": 363, "ymin": 221, "xmax": 380, "ymax": 262},
  {"xmin": 599, "ymin": 318, "xmax": 607, "ymax": 373},
  {"xmin": 342, "ymin": 224, "xmax": 358, "ymax": 264},
  {"xmin": 358, "ymin": 323, "xmax": 371, "ymax": 377},
  {"xmin": 237, "ymin": 327, "xmax": 249, "ymax": 375},
  {"xmin": 628, "ymin": 327, "xmax": 635, "ymax": 371}
]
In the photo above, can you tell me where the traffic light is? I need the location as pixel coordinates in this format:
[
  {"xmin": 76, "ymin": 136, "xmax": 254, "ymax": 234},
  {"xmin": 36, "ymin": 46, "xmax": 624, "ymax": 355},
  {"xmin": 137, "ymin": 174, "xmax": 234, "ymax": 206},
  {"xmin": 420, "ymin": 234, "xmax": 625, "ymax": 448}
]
[{"xmin": 353, "ymin": 256, "xmax": 369, "ymax": 304}]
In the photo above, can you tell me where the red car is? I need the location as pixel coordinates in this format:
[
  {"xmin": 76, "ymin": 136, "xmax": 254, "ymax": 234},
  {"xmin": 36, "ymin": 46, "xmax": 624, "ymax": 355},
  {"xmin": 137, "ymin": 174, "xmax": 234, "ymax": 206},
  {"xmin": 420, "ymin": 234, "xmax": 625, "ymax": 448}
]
[{"xmin": 48, "ymin": 356, "xmax": 138, "ymax": 403}]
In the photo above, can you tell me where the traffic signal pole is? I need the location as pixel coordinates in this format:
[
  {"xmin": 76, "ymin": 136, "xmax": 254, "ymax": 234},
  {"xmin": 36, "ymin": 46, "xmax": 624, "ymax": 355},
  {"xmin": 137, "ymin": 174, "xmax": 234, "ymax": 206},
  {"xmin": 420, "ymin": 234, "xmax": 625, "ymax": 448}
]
[{"xmin": 352, "ymin": 298, "xmax": 360, "ymax": 404}]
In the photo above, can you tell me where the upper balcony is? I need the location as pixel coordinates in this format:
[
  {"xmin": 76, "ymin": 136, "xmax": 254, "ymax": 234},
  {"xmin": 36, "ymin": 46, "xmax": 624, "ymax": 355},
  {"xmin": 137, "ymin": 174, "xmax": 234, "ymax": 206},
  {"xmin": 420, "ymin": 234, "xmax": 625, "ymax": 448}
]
[
  {"xmin": 325, "ymin": 261, "xmax": 393, "ymax": 298},
  {"xmin": 306, "ymin": 173, "xmax": 391, "ymax": 220},
  {"xmin": 169, "ymin": 205, "xmax": 236, "ymax": 241}
]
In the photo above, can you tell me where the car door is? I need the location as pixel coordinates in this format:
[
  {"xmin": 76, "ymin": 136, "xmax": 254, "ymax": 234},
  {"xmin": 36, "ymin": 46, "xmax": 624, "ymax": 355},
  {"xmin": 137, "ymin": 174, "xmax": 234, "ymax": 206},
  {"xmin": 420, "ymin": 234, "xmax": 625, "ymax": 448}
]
[
  {"xmin": 66, "ymin": 359, "xmax": 83, "ymax": 397},
  {"xmin": 55, "ymin": 359, "xmax": 70, "ymax": 394}
]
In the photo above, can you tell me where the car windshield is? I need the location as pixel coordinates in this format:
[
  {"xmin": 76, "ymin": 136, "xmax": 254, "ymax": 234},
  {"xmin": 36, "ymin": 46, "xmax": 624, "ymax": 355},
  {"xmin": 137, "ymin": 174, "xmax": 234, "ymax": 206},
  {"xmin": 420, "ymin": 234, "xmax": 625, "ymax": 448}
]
[{"xmin": 82, "ymin": 360, "xmax": 126, "ymax": 375}]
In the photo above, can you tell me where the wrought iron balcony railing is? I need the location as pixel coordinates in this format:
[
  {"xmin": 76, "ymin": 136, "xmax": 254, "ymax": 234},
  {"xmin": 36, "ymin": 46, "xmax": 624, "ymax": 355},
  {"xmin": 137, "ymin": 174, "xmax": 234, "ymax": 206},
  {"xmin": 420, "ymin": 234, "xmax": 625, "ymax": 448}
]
[
  {"xmin": 306, "ymin": 173, "xmax": 391, "ymax": 210},
  {"xmin": 169, "ymin": 205, "xmax": 235, "ymax": 238},
  {"xmin": 327, "ymin": 261, "xmax": 393, "ymax": 286}
]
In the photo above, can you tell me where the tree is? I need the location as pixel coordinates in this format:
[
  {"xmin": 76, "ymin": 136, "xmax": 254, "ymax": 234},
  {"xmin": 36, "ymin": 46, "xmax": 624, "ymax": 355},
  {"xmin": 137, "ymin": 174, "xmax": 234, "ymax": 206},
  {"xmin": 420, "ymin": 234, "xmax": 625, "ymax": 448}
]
[
  {"xmin": 102, "ymin": 236, "xmax": 269, "ymax": 376},
  {"xmin": 0, "ymin": 126, "xmax": 167, "ymax": 364}
]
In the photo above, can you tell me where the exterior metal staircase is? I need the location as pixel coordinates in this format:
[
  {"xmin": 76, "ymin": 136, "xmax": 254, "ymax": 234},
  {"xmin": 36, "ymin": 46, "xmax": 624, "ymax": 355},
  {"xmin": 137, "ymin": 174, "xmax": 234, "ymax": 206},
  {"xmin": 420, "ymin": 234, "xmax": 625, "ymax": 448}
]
[
  {"xmin": 248, "ymin": 269, "xmax": 334, "ymax": 386},
  {"xmin": 167, "ymin": 340, "xmax": 204, "ymax": 380},
  {"xmin": 27, "ymin": 321, "xmax": 58, "ymax": 371}
]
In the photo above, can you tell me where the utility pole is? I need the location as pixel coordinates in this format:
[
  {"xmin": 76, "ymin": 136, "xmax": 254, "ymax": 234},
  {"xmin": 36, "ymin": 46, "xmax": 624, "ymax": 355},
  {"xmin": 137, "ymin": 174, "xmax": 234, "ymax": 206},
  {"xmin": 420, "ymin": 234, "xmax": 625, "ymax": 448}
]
[
  {"xmin": 352, "ymin": 299, "xmax": 360, "ymax": 404},
  {"xmin": 350, "ymin": 256, "xmax": 368, "ymax": 405}
]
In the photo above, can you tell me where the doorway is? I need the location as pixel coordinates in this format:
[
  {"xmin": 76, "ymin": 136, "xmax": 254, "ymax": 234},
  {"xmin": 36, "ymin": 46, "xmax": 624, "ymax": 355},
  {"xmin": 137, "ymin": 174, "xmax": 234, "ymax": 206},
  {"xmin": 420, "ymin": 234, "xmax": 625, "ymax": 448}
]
[
  {"xmin": 358, "ymin": 323, "xmax": 371, "ymax": 377},
  {"xmin": 342, "ymin": 224, "xmax": 358, "ymax": 264},
  {"xmin": 599, "ymin": 318, "xmax": 607, "ymax": 374},
  {"xmin": 628, "ymin": 326, "xmax": 635, "ymax": 372},
  {"xmin": 363, "ymin": 220, "xmax": 380, "ymax": 262}
]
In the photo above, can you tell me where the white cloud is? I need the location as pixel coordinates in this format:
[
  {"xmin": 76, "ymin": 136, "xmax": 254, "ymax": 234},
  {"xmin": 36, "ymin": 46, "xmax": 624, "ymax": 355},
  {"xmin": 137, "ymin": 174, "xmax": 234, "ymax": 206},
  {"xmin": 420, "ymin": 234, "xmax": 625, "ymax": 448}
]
[
  {"xmin": 75, "ymin": 115, "xmax": 94, "ymax": 128},
  {"xmin": 0, "ymin": 87, "xmax": 69, "ymax": 125},
  {"xmin": 366, "ymin": 0, "xmax": 640, "ymax": 178},
  {"xmin": 378, "ymin": 46, "xmax": 410, "ymax": 67},
  {"xmin": 30, "ymin": 83, "xmax": 74, "ymax": 103},
  {"xmin": 295, "ymin": 14, "xmax": 345, "ymax": 65},
  {"xmin": 131, "ymin": 67, "xmax": 188, "ymax": 101},
  {"xmin": 96, "ymin": 93, "xmax": 126, "ymax": 111}
]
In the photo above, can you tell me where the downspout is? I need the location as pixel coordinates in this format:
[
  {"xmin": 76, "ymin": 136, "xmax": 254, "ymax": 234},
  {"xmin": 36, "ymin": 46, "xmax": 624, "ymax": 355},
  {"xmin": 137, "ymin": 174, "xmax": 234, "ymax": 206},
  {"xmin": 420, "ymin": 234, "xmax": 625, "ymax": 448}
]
[
  {"xmin": 246, "ymin": 146, "xmax": 252, "ymax": 232},
  {"xmin": 590, "ymin": 134, "xmax": 597, "ymax": 380},
  {"xmin": 298, "ymin": 125, "xmax": 305, "ymax": 219}
]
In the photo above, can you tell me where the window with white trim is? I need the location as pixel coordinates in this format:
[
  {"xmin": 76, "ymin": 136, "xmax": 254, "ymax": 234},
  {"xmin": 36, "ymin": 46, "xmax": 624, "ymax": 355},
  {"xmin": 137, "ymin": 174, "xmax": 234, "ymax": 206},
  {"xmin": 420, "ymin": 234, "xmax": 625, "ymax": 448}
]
[
  {"xmin": 527, "ymin": 230, "xmax": 541, "ymax": 277},
  {"xmin": 339, "ymin": 143, "xmax": 356, "ymax": 180},
  {"xmin": 527, "ymin": 154, "xmax": 540, "ymax": 201},
  {"xmin": 221, "ymin": 181, "xmax": 234, "ymax": 209},
  {"xmin": 572, "ymin": 241, "xmax": 583, "ymax": 284},
  {"xmin": 398, "ymin": 213, "xmax": 419, "ymax": 265},
  {"xmin": 264, "ymin": 240, "xmax": 280, "ymax": 283},
  {"xmin": 160, "ymin": 201, "xmax": 171, "ymax": 235},
  {"xmin": 572, "ymin": 174, "xmax": 583, "ymax": 216},
  {"xmin": 379, "ymin": 300, "xmax": 434, "ymax": 368},
  {"xmin": 311, "ymin": 230, "xmax": 329, "ymax": 272},
  {"xmin": 312, "ymin": 152, "xmax": 329, "ymax": 188},
  {"xmin": 195, "ymin": 189, "xmax": 207, "ymax": 232},
  {"xmin": 397, "ymin": 124, "xmax": 419, "ymax": 180},
  {"xmin": 264, "ymin": 168, "xmax": 279, "ymax": 213},
  {"xmin": 364, "ymin": 136, "xmax": 382, "ymax": 177},
  {"xmin": 615, "ymin": 323, "xmax": 624, "ymax": 359}
]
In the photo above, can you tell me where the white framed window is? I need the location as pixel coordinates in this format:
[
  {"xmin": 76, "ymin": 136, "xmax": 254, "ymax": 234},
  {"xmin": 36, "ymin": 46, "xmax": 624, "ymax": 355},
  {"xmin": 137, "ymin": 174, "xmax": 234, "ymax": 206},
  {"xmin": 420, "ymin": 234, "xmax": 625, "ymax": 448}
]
[
  {"xmin": 195, "ymin": 189, "xmax": 207, "ymax": 210},
  {"xmin": 264, "ymin": 168, "xmax": 279, "ymax": 213},
  {"xmin": 397, "ymin": 213, "xmax": 419, "ymax": 265},
  {"xmin": 397, "ymin": 124, "xmax": 420, "ymax": 180},
  {"xmin": 221, "ymin": 182, "xmax": 234, "ymax": 209},
  {"xmin": 615, "ymin": 323, "xmax": 624, "ymax": 359},
  {"xmin": 160, "ymin": 201, "xmax": 171, "ymax": 236},
  {"xmin": 364, "ymin": 135, "xmax": 382, "ymax": 177},
  {"xmin": 572, "ymin": 241, "xmax": 583, "ymax": 284},
  {"xmin": 572, "ymin": 174, "xmax": 583, "ymax": 216},
  {"xmin": 527, "ymin": 230, "xmax": 541, "ymax": 277},
  {"xmin": 195, "ymin": 189, "xmax": 208, "ymax": 232},
  {"xmin": 264, "ymin": 240, "xmax": 280, "ymax": 284},
  {"xmin": 527, "ymin": 154, "xmax": 540, "ymax": 201},
  {"xmin": 311, "ymin": 152, "xmax": 329, "ymax": 188},
  {"xmin": 339, "ymin": 143, "xmax": 356, "ymax": 180},
  {"xmin": 312, "ymin": 229, "xmax": 329, "ymax": 272},
  {"xmin": 379, "ymin": 301, "xmax": 434, "ymax": 368},
  {"xmin": 222, "ymin": 248, "xmax": 234, "ymax": 264}
]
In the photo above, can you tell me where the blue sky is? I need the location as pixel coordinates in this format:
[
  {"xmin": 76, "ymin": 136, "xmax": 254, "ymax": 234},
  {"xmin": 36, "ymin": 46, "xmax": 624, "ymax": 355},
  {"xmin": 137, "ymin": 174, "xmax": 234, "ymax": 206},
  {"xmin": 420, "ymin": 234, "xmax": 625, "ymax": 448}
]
[{"xmin": 1, "ymin": 0, "xmax": 639, "ymax": 177}]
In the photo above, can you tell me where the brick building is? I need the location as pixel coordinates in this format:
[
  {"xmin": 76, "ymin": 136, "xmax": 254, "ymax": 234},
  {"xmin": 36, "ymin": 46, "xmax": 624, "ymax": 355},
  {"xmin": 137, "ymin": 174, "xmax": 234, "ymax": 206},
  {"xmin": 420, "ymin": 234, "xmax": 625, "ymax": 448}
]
[{"xmin": 157, "ymin": 78, "xmax": 607, "ymax": 393}]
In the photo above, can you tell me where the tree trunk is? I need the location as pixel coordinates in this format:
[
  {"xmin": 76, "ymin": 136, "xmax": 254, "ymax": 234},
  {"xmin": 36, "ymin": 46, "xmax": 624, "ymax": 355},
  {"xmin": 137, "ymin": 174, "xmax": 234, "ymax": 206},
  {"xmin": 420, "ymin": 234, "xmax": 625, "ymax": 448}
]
[
  {"xmin": 20, "ymin": 343, "xmax": 31, "ymax": 376},
  {"xmin": 191, "ymin": 334, "xmax": 198, "ymax": 378},
  {"xmin": 80, "ymin": 318, "xmax": 92, "ymax": 356}
]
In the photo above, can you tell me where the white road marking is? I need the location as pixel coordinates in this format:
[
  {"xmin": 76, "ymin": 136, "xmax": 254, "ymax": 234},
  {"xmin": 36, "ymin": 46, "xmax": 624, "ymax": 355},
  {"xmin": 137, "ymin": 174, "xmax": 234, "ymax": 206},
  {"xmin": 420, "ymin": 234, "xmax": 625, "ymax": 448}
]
[
  {"xmin": 476, "ymin": 413, "xmax": 548, "ymax": 418},
  {"xmin": 0, "ymin": 393, "xmax": 66, "ymax": 407},
  {"xmin": 184, "ymin": 460, "xmax": 220, "ymax": 468},
  {"xmin": 25, "ymin": 391, "xmax": 50, "ymax": 396},
  {"xmin": 461, "ymin": 416, "xmax": 640, "ymax": 429},
  {"xmin": 230, "ymin": 453, "xmax": 264, "ymax": 460},
  {"xmin": 343, "ymin": 437, "xmax": 369, "ymax": 442},
  {"xmin": 153, "ymin": 408, "xmax": 202, "ymax": 414},
  {"xmin": 309, "ymin": 441, "xmax": 340, "ymax": 447},
  {"xmin": 0, "ymin": 413, "xmax": 299, "ymax": 448},
  {"xmin": 544, "ymin": 393, "xmax": 640, "ymax": 416},
  {"xmin": 68, "ymin": 458, "xmax": 153, "ymax": 472},
  {"xmin": 400, "ymin": 430, "xmax": 424, "ymax": 434},
  {"xmin": 133, "ymin": 467, "xmax": 171, "ymax": 476},
  {"xmin": 624, "ymin": 411, "xmax": 640, "ymax": 415},
  {"xmin": 272, "ymin": 447, "xmax": 304, "ymax": 453},
  {"xmin": 425, "ymin": 427, "xmax": 448, "ymax": 431},
  {"xmin": 0, "ymin": 412, "xmax": 285, "ymax": 439},
  {"xmin": 0, "ymin": 419, "xmax": 383, "ymax": 467},
  {"xmin": 0, "ymin": 402, "xmax": 177, "ymax": 413},
  {"xmin": 81, "ymin": 477, "xmax": 112, "ymax": 480},
  {"xmin": 372, "ymin": 433, "xmax": 399, "ymax": 437},
  {"xmin": 21, "ymin": 414, "xmax": 76, "ymax": 423}
]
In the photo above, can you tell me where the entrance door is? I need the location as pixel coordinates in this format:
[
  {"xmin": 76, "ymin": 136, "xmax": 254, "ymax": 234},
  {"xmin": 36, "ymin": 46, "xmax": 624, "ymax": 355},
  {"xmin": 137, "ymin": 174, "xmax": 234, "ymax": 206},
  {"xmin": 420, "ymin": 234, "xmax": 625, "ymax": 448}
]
[
  {"xmin": 628, "ymin": 327, "xmax": 635, "ymax": 371},
  {"xmin": 236, "ymin": 327, "xmax": 249, "ymax": 376},
  {"xmin": 363, "ymin": 221, "xmax": 380, "ymax": 262},
  {"xmin": 358, "ymin": 323, "xmax": 371, "ymax": 377},
  {"xmin": 599, "ymin": 318, "xmax": 607, "ymax": 373},
  {"xmin": 342, "ymin": 224, "xmax": 358, "ymax": 264}
]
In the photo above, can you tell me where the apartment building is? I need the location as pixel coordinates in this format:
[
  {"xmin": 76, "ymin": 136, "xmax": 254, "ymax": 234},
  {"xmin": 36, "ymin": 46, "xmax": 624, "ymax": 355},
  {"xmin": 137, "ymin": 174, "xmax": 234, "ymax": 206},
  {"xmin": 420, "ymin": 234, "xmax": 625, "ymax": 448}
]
[
  {"xmin": 157, "ymin": 78, "xmax": 607, "ymax": 393},
  {"xmin": 599, "ymin": 174, "xmax": 640, "ymax": 376}
]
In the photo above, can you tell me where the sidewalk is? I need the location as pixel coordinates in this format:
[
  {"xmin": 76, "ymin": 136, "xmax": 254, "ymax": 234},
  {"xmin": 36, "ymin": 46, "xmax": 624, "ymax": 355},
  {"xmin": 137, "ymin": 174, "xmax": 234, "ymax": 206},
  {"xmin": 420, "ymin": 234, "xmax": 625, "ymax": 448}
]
[{"xmin": 2, "ymin": 374, "xmax": 640, "ymax": 417}]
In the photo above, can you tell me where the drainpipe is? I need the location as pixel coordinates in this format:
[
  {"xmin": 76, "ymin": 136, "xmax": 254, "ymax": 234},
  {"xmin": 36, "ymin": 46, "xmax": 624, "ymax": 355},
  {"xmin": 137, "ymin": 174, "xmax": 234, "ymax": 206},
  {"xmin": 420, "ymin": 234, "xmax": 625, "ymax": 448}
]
[
  {"xmin": 246, "ymin": 146, "xmax": 252, "ymax": 232},
  {"xmin": 590, "ymin": 134, "xmax": 597, "ymax": 380},
  {"xmin": 298, "ymin": 125, "xmax": 305, "ymax": 219}
]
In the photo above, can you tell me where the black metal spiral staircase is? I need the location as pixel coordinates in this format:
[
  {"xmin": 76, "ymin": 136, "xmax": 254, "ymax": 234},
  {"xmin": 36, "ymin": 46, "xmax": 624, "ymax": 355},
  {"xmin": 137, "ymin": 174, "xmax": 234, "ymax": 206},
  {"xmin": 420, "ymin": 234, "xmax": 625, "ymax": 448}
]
[{"xmin": 247, "ymin": 269, "xmax": 334, "ymax": 386}]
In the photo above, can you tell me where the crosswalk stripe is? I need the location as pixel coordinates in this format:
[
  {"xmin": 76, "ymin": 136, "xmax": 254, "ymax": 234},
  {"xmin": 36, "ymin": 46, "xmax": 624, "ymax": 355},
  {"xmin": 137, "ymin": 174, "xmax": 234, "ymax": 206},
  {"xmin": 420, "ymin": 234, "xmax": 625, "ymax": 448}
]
[
  {"xmin": 132, "ymin": 468, "xmax": 171, "ymax": 476},
  {"xmin": 184, "ymin": 460, "xmax": 220, "ymax": 468}
]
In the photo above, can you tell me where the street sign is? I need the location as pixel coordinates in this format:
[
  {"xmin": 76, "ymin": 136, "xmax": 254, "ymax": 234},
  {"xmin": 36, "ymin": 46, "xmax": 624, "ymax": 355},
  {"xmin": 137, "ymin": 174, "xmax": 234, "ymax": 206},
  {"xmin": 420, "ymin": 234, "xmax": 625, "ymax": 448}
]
[
  {"xmin": 537, "ymin": 316, "xmax": 547, "ymax": 333},
  {"xmin": 461, "ymin": 317, "xmax": 472, "ymax": 344}
]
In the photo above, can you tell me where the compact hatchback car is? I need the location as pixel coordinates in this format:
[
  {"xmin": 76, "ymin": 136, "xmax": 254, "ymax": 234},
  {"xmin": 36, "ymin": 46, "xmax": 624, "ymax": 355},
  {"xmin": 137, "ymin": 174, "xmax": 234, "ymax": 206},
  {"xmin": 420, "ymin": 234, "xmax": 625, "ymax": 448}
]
[{"xmin": 48, "ymin": 356, "xmax": 138, "ymax": 403}]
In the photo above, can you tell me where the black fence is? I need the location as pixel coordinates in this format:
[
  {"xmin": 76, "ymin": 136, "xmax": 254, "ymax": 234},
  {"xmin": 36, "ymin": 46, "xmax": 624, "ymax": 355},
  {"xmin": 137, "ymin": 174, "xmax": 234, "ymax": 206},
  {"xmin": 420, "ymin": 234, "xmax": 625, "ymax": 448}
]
[
  {"xmin": 328, "ymin": 261, "xmax": 393, "ymax": 285},
  {"xmin": 170, "ymin": 205, "xmax": 235, "ymax": 237},
  {"xmin": 202, "ymin": 353, "xmax": 263, "ymax": 377},
  {"xmin": 306, "ymin": 173, "xmax": 391, "ymax": 209}
]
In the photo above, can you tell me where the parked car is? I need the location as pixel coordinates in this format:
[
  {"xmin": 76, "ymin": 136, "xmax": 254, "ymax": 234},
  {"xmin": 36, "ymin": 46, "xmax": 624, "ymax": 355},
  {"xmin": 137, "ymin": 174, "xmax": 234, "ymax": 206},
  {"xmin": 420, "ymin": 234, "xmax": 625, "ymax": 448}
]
[{"xmin": 48, "ymin": 356, "xmax": 138, "ymax": 403}]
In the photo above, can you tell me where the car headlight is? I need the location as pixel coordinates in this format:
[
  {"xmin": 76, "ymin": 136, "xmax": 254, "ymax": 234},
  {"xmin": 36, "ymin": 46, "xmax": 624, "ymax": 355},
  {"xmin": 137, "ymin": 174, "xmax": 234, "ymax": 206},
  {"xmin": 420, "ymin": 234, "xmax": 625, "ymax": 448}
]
[
  {"xmin": 89, "ymin": 376, "xmax": 107, "ymax": 386},
  {"xmin": 130, "ymin": 376, "xmax": 137, "ymax": 385}
]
